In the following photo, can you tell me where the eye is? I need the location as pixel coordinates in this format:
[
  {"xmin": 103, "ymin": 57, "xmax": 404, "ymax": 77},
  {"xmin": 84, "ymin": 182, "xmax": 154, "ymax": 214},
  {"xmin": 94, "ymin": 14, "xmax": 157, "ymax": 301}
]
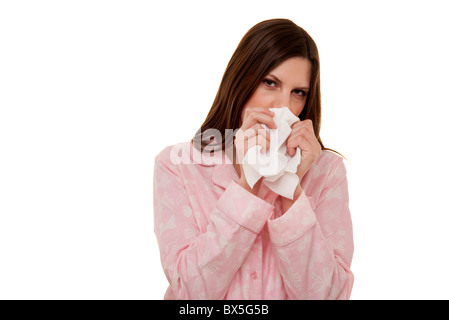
[
  {"xmin": 263, "ymin": 79, "xmax": 277, "ymax": 87},
  {"xmin": 292, "ymin": 89, "xmax": 307, "ymax": 97}
]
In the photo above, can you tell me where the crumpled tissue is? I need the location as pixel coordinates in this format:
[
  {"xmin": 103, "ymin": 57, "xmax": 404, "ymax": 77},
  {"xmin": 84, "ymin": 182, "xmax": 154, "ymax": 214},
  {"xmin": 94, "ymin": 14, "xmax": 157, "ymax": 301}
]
[{"xmin": 242, "ymin": 107, "xmax": 301, "ymax": 200}]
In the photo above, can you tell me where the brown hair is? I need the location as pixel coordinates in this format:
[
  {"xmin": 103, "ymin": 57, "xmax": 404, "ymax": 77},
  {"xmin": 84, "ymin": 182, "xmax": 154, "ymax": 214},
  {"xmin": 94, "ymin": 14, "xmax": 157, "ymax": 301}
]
[{"xmin": 191, "ymin": 18, "xmax": 341, "ymax": 157}]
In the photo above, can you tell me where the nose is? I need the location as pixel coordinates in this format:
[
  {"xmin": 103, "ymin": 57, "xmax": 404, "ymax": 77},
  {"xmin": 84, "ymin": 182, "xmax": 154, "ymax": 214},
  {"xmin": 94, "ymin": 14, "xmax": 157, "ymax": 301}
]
[{"xmin": 271, "ymin": 91, "xmax": 290, "ymax": 110}]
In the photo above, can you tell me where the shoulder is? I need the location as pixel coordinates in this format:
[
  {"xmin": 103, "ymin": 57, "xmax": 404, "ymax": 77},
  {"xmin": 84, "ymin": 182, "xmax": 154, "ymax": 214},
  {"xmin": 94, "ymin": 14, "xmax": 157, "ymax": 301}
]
[
  {"xmin": 315, "ymin": 149, "xmax": 345, "ymax": 171},
  {"xmin": 153, "ymin": 142, "xmax": 219, "ymax": 192},
  {"xmin": 316, "ymin": 150, "xmax": 348, "ymax": 187},
  {"xmin": 307, "ymin": 149, "xmax": 347, "ymax": 186},
  {"xmin": 153, "ymin": 142, "xmax": 198, "ymax": 188},
  {"xmin": 153, "ymin": 142, "xmax": 188, "ymax": 179},
  {"xmin": 154, "ymin": 141, "xmax": 218, "ymax": 176},
  {"xmin": 300, "ymin": 149, "xmax": 348, "ymax": 206},
  {"xmin": 154, "ymin": 141, "xmax": 192, "ymax": 167},
  {"xmin": 155, "ymin": 141, "xmax": 227, "ymax": 168}
]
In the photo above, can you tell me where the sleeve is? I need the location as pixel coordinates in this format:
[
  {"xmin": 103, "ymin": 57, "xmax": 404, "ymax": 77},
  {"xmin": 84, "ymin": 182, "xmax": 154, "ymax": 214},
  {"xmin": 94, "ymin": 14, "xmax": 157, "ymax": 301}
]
[
  {"xmin": 267, "ymin": 156, "xmax": 354, "ymax": 300},
  {"xmin": 153, "ymin": 149, "xmax": 274, "ymax": 300}
]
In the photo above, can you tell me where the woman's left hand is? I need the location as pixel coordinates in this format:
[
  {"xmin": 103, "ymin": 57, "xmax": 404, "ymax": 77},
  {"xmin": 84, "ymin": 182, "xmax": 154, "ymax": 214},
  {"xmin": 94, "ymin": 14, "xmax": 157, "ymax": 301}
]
[{"xmin": 286, "ymin": 119, "xmax": 322, "ymax": 191}]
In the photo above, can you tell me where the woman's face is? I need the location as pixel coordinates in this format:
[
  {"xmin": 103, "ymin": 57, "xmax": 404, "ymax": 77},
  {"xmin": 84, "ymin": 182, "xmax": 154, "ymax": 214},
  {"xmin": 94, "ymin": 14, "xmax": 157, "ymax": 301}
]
[{"xmin": 240, "ymin": 57, "xmax": 312, "ymax": 125}]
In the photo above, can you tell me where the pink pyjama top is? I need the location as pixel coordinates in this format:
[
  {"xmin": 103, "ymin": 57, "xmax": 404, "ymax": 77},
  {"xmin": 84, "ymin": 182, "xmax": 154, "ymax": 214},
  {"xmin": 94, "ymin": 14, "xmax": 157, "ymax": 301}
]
[{"xmin": 153, "ymin": 141, "xmax": 354, "ymax": 299}]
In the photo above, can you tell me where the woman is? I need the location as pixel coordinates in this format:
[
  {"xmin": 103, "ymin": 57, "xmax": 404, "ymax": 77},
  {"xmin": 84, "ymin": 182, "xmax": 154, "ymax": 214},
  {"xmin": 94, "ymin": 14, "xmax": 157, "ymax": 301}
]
[{"xmin": 153, "ymin": 18, "xmax": 354, "ymax": 300}]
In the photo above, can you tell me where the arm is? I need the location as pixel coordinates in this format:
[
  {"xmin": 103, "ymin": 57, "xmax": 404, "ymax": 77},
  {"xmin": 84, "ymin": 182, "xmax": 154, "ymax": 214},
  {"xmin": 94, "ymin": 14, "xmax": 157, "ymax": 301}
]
[
  {"xmin": 267, "ymin": 156, "xmax": 354, "ymax": 299},
  {"xmin": 153, "ymin": 150, "xmax": 274, "ymax": 299}
]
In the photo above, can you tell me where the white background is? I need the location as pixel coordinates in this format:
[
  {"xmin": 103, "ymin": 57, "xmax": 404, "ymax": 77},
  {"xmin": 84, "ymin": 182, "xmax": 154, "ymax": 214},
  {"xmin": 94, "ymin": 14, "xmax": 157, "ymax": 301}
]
[{"xmin": 1, "ymin": 0, "xmax": 448, "ymax": 299}]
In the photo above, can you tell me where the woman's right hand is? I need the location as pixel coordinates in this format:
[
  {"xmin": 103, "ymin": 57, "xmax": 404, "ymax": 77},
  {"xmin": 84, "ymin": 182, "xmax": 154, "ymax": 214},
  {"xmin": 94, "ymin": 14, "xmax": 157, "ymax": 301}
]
[{"xmin": 234, "ymin": 107, "xmax": 277, "ymax": 194}]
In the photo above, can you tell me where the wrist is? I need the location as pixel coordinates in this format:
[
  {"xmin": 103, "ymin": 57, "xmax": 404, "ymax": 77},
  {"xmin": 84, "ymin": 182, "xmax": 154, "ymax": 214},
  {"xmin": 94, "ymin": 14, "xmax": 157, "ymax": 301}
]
[
  {"xmin": 293, "ymin": 179, "xmax": 303, "ymax": 200},
  {"xmin": 238, "ymin": 177, "xmax": 257, "ymax": 195},
  {"xmin": 280, "ymin": 180, "xmax": 302, "ymax": 213}
]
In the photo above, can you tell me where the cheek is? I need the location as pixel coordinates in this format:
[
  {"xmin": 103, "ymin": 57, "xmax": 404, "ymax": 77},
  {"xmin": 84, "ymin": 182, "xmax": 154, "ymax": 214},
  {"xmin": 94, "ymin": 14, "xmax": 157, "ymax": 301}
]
[
  {"xmin": 244, "ymin": 88, "xmax": 275, "ymax": 114},
  {"xmin": 245, "ymin": 89, "xmax": 267, "ymax": 108},
  {"xmin": 239, "ymin": 88, "xmax": 267, "ymax": 126},
  {"xmin": 292, "ymin": 102, "xmax": 306, "ymax": 118}
]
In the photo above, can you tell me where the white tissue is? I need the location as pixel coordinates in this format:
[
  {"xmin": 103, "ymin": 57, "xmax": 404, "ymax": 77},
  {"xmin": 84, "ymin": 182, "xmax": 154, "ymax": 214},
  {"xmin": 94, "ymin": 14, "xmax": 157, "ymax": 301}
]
[{"xmin": 242, "ymin": 107, "xmax": 302, "ymax": 200}]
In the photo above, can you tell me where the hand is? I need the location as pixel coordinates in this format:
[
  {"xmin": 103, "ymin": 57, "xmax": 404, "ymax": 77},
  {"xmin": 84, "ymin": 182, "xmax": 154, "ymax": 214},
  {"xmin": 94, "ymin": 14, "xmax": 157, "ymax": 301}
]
[
  {"xmin": 285, "ymin": 119, "xmax": 322, "ymax": 195},
  {"xmin": 234, "ymin": 107, "xmax": 277, "ymax": 195}
]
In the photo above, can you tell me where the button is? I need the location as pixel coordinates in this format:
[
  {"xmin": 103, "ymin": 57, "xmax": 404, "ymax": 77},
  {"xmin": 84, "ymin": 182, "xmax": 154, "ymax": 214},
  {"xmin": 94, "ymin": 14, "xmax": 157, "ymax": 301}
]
[{"xmin": 250, "ymin": 271, "xmax": 258, "ymax": 280}]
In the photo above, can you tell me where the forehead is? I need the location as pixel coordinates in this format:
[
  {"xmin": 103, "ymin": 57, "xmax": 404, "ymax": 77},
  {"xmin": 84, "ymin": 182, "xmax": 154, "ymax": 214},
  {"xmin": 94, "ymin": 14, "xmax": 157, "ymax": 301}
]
[{"xmin": 268, "ymin": 57, "xmax": 311, "ymax": 86}]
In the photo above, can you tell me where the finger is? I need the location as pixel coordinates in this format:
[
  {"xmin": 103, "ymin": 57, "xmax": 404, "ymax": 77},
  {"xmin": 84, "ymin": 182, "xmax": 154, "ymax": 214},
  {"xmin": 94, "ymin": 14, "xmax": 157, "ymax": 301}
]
[
  {"xmin": 240, "ymin": 107, "xmax": 274, "ymax": 128},
  {"xmin": 286, "ymin": 131, "xmax": 312, "ymax": 156},
  {"xmin": 243, "ymin": 112, "xmax": 276, "ymax": 130},
  {"xmin": 258, "ymin": 131, "xmax": 270, "ymax": 154},
  {"xmin": 239, "ymin": 123, "xmax": 264, "ymax": 141},
  {"xmin": 287, "ymin": 146, "xmax": 296, "ymax": 157},
  {"xmin": 287, "ymin": 138, "xmax": 308, "ymax": 157},
  {"xmin": 292, "ymin": 119, "xmax": 314, "ymax": 136},
  {"xmin": 252, "ymin": 124, "xmax": 270, "ymax": 141},
  {"xmin": 290, "ymin": 126, "xmax": 315, "ymax": 146},
  {"xmin": 245, "ymin": 135, "xmax": 268, "ymax": 156},
  {"xmin": 241, "ymin": 111, "xmax": 277, "ymax": 131},
  {"xmin": 243, "ymin": 107, "xmax": 274, "ymax": 119},
  {"xmin": 247, "ymin": 126, "xmax": 271, "ymax": 154},
  {"xmin": 235, "ymin": 123, "xmax": 271, "ymax": 157},
  {"xmin": 287, "ymin": 131, "xmax": 312, "ymax": 152}
]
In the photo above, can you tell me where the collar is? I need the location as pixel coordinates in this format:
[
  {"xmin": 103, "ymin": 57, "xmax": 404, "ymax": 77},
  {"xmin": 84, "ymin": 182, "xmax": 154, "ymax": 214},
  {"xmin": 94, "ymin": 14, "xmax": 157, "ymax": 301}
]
[
  {"xmin": 211, "ymin": 161, "xmax": 240, "ymax": 189},
  {"xmin": 190, "ymin": 142, "xmax": 239, "ymax": 189}
]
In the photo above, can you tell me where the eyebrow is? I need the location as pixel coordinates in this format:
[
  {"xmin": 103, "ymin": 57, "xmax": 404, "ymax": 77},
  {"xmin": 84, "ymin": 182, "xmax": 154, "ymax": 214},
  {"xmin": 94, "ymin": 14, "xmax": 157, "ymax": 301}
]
[{"xmin": 267, "ymin": 74, "xmax": 310, "ymax": 91}]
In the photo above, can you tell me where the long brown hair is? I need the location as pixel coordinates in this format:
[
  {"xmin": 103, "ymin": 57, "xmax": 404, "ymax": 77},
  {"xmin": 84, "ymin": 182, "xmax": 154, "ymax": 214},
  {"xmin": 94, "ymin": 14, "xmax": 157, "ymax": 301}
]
[{"xmin": 192, "ymin": 18, "xmax": 340, "ymax": 157}]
